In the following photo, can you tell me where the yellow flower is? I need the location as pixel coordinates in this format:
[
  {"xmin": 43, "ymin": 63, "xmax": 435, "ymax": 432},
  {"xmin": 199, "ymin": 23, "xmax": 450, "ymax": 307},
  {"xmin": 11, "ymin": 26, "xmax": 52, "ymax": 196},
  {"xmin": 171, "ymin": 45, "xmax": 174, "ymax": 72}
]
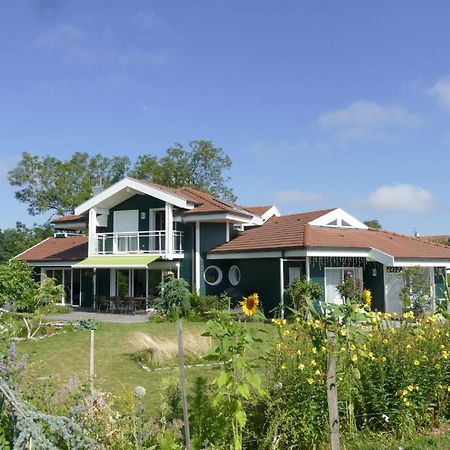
[
  {"xmin": 407, "ymin": 385, "xmax": 414, "ymax": 392},
  {"xmin": 281, "ymin": 364, "xmax": 287, "ymax": 370},
  {"xmin": 297, "ymin": 350, "xmax": 302, "ymax": 356},
  {"xmin": 406, "ymin": 344, "xmax": 412, "ymax": 350},
  {"xmin": 298, "ymin": 363, "xmax": 305, "ymax": 371},
  {"xmin": 435, "ymin": 363, "xmax": 442, "ymax": 369},
  {"xmin": 380, "ymin": 356, "xmax": 387, "ymax": 363},
  {"xmin": 312, "ymin": 347, "xmax": 317, "ymax": 354},
  {"xmin": 362, "ymin": 289, "xmax": 372, "ymax": 309},
  {"xmin": 283, "ymin": 330, "xmax": 290, "ymax": 337},
  {"xmin": 351, "ymin": 354, "xmax": 358, "ymax": 362},
  {"xmin": 315, "ymin": 369, "xmax": 321, "ymax": 375},
  {"xmin": 414, "ymin": 360, "xmax": 420, "ymax": 366},
  {"xmin": 383, "ymin": 339, "xmax": 389, "ymax": 344},
  {"xmin": 307, "ymin": 378, "xmax": 314, "ymax": 385},
  {"xmin": 241, "ymin": 293, "xmax": 259, "ymax": 317},
  {"xmin": 310, "ymin": 360, "xmax": 317, "ymax": 367},
  {"xmin": 340, "ymin": 329, "xmax": 347, "ymax": 336}
]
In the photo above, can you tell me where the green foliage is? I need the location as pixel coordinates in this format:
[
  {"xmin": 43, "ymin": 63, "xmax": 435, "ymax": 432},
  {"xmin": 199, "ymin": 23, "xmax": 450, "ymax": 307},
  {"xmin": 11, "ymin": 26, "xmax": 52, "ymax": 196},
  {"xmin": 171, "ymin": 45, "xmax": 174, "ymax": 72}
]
[
  {"xmin": 8, "ymin": 151, "xmax": 131, "ymax": 216},
  {"xmin": 188, "ymin": 376, "xmax": 229, "ymax": 448},
  {"xmin": 0, "ymin": 222, "xmax": 53, "ymax": 263},
  {"xmin": 189, "ymin": 292, "xmax": 231, "ymax": 318},
  {"xmin": 154, "ymin": 274, "xmax": 192, "ymax": 318},
  {"xmin": 203, "ymin": 311, "xmax": 267, "ymax": 449},
  {"xmin": 400, "ymin": 266, "xmax": 432, "ymax": 313},
  {"xmin": 285, "ymin": 276, "xmax": 322, "ymax": 316},
  {"xmin": 337, "ymin": 275, "xmax": 364, "ymax": 305},
  {"xmin": 79, "ymin": 318, "xmax": 99, "ymax": 330},
  {"xmin": 9, "ymin": 142, "xmax": 236, "ymax": 217},
  {"xmin": 0, "ymin": 260, "xmax": 37, "ymax": 312},
  {"xmin": 131, "ymin": 140, "xmax": 236, "ymax": 202},
  {"xmin": 35, "ymin": 277, "xmax": 65, "ymax": 312},
  {"xmin": 363, "ymin": 219, "xmax": 382, "ymax": 229}
]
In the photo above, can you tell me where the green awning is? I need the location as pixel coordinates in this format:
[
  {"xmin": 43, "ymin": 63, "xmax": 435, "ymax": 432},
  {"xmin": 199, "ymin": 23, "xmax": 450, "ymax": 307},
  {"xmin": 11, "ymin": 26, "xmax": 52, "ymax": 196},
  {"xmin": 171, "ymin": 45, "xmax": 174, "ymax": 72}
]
[{"xmin": 73, "ymin": 255, "xmax": 159, "ymax": 269}]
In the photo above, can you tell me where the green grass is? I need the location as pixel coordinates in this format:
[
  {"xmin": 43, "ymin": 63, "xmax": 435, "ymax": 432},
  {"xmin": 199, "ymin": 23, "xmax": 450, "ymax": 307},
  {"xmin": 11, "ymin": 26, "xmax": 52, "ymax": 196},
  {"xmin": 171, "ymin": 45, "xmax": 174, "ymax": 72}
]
[{"xmin": 17, "ymin": 321, "xmax": 210, "ymax": 410}]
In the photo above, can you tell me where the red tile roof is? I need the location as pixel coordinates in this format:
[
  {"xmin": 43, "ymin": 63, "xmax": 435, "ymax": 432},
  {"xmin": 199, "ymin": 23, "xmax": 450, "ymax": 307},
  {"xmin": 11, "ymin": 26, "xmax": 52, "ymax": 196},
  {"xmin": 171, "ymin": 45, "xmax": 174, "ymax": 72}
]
[
  {"xmin": 210, "ymin": 209, "xmax": 335, "ymax": 253},
  {"xmin": 16, "ymin": 236, "xmax": 88, "ymax": 262},
  {"xmin": 242, "ymin": 205, "xmax": 274, "ymax": 216},
  {"xmin": 51, "ymin": 214, "xmax": 86, "ymax": 223},
  {"xmin": 211, "ymin": 210, "xmax": 450, "ymax": 261}
]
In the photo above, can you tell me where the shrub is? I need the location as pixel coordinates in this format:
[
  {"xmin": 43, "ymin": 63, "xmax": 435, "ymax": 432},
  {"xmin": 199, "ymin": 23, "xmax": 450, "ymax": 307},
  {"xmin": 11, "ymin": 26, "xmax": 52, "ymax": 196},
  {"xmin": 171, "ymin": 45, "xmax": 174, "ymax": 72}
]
[
  {"xmin": 285, "ymin": 277, "xmax": 323, "ymax": 316},
  {"xmin": 400, "ymin": 266, "xmax": 432, "ymax": 313},
  {"xmin": 190, "ymin": 293, "xmax": 230, "ymax": 317},
  {"xmin": 0, "ymin": 260, "xmax": 37, "ymax": 312},
  {"xmin": 154, "ymin": 274, "xmax": 191, "ymax": 318}
]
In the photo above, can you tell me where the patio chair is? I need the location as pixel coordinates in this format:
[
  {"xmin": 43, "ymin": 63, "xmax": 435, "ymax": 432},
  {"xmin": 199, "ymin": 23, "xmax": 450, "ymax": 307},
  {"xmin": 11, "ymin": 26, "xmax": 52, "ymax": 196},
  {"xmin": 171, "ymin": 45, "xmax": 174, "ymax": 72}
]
[{"xmin": 97, "ymin": 296, "xmax": 109, "ymax": 312}]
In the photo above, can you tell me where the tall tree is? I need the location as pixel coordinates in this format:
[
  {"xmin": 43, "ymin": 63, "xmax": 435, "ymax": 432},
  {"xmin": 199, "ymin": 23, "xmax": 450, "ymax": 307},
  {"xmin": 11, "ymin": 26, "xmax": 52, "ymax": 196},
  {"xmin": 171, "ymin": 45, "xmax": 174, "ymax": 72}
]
[
  {"xmin": 8, "ymin": 152, "xmax": 131, "ymax": 216},
  {"xmin": 0, "ymin": 222, "xmax": 53, "ymax": 263},
  {"xmin": 131, "ymin": 140, "xmax": 236, "ymax": 201},
  {"xmin": 363, "ymin": 219, "xmax": 382, "ymax": 229}
]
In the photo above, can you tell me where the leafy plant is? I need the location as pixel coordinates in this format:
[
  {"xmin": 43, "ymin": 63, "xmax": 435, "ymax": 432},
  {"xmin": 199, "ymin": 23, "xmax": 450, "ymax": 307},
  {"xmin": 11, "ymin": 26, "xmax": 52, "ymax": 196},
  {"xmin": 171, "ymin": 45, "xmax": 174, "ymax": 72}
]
[
  {"xmin": 285, "ymin": 276, "xmax": 323, "ymax": 316},
  {"xmin": 154, "ymin": 274, "xmax": 191, "ymax": 318},
  {"xmin": 400, "ymin": 266, "xmax": 432, "ymax": 313},
  {"xmin": 189, "ymin": 293, "xmax": 231, "ymax": 318},
  {"xmin": 203, "ymin": 311, "xmax": 267, "ymax": 449}
]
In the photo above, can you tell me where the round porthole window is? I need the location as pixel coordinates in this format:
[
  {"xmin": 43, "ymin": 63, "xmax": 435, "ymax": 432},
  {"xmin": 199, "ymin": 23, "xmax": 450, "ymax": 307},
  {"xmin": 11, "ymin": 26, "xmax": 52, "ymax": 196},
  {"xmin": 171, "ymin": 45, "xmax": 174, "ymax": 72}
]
[
  {"xmin": 204, "ymin": 265, "xmax": 223, "ymax": 286},
  {"xmin": 228, "ymin": 265, "xmax": 241, "ymax": 286}
]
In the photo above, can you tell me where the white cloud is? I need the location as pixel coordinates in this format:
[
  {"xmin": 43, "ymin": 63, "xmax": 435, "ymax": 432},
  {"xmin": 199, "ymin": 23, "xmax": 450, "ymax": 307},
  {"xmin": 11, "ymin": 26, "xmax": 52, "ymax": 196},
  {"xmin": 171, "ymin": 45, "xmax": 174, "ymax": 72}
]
[
  {"xmin": 430, "ymin": 76, "xmax": 450, "ymax": 110},
  {"xmin": 362, "ymin": 184, "xmax": 435, "ymax": 214},
  {"xmin": 34, "ymin": 23, "xmax": 169, "ymax": 66},
  {"xmin": 274, "ymin": 190, "xmax": 325, "ymax": 205},
  {"xmin": 318, "ymin": 100, "xmax": 422, "ymax": 140},
  {"xmin": 131, "ymin": 11, "xmax": 163, "ymax": 29},
  {"xmin": 34, "ymin": 24, "xmax": 85, "ymax": 50}
]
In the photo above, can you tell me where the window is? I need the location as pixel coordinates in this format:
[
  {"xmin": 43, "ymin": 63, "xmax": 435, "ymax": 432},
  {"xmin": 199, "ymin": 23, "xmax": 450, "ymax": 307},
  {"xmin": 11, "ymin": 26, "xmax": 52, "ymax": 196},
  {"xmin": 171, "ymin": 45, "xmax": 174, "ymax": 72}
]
[
  {"xmin": 228, "ymin": 265, "xmax": 241, "ymax": 286},
  {"xmin": 204, "ymin": 265, "xmax": 223, "ymax": 286}
]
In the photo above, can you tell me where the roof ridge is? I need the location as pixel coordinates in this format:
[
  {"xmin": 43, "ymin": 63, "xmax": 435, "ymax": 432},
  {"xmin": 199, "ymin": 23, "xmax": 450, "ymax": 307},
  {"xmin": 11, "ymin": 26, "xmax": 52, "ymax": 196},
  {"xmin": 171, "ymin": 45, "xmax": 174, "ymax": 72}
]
[{"xmin": 275, "ymin": 208, "xmax": 337, "ymax": 220}]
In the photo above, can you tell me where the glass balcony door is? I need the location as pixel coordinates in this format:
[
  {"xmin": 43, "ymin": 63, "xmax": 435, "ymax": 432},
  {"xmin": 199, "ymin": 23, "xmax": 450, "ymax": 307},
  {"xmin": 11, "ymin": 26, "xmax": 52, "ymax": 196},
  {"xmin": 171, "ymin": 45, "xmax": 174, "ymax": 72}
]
[{"xmin": 114, "ymin": 210, "xmax": 139, "ymax": 253}]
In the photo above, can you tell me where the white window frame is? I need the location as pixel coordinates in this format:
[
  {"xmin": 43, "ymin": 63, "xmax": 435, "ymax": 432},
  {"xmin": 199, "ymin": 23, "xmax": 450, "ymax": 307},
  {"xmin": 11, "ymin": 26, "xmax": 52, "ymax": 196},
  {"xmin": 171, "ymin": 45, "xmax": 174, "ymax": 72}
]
[
  {"xmin": 324, "ymin": 267, "xmax": 363, "ymax": 304},
  {"xmin": 228, "ymin": 265, "xmax": 241, "ymax": 286},
  {"xmin": 204, "ymin": 265, "xmax": 223, "ymax": 286}
]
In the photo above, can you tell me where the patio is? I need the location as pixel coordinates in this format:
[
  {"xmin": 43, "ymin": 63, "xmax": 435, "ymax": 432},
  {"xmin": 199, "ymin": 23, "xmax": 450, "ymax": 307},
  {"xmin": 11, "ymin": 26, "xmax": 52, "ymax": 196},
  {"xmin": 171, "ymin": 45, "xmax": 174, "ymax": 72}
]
[{"xmin": 43, "ymin": 309, "xmax": 151, "ymax": 324}]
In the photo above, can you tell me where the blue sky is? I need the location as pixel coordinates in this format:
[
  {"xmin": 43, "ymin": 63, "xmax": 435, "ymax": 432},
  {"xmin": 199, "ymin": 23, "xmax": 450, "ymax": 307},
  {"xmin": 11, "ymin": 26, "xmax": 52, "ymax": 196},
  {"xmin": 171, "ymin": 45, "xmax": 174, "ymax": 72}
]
[{"xmin": 1, "ymin": 0, "xmax": 450, "ymax": 235}]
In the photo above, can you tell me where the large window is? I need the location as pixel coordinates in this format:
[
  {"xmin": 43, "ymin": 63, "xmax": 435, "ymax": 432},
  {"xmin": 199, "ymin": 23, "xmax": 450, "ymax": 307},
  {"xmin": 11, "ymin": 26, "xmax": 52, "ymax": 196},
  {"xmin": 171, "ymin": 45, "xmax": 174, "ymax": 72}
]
[{"xmin": 324, "ymin": 267, "xmax": 363, "ymax": 305}]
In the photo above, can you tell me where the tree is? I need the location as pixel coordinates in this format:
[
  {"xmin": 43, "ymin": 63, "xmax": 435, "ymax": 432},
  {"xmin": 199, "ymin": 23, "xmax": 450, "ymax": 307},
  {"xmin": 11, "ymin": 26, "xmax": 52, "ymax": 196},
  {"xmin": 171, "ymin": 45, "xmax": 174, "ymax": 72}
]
[
  {"xmin": 131, "ymin": 140, "xmax": 236, "ymax": 201},
  {"xmin": 8, "ymin": 141, "xmax": 236, "ymax": 218},
  {"xmin": 8, "ymin": 152, "xmax": 131, "ymax": 216},
  {"xmin": 0, "ymin": 222, "xmax": 53, "ymax": 263},
  {"xmin": 363, "ymin": 219, "xmax": 382, "ymax": 229}
]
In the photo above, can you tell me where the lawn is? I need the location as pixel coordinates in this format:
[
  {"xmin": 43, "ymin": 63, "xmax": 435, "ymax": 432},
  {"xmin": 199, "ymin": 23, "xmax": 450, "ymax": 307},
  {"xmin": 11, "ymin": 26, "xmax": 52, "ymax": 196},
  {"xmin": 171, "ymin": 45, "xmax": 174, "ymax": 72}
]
[{"xmin": 17, "ymin": 321, "xmax": 212, "ymax": 410}]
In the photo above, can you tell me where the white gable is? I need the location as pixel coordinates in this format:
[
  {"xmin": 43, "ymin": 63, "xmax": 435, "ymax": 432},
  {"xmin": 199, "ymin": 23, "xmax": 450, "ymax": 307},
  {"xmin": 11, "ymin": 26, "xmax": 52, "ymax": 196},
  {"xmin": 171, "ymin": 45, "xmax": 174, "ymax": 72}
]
[
  {"xmin": 308, "ymin": 208, "xmax": 368, "ymax": 230},
  {"xmin": 75, "ymin": 178, "xmax": 193, "ymax": 215}
]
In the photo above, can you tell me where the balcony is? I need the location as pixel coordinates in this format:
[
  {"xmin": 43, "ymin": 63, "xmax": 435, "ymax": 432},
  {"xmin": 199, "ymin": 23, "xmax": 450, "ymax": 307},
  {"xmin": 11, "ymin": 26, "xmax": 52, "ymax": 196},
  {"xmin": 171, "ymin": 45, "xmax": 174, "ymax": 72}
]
[{"xmin": 94, "ymin": 231, "xmax": 183, "ymax": 256}]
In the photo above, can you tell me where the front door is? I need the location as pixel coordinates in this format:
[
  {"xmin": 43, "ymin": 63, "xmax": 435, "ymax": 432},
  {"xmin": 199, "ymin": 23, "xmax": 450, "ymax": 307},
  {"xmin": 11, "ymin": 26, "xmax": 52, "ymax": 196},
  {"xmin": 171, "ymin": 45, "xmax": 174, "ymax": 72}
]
[{"xmin": 385, "ymin": 270, "xmax": 404, "ymax": 313}]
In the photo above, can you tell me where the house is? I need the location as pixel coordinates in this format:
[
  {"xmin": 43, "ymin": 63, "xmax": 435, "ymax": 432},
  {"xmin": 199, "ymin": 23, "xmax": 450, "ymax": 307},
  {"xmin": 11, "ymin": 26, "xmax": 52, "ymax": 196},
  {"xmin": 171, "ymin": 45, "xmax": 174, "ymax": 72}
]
[{"xmin": 16, "ymin": 177, "xmax": 450, "ymax": 314}]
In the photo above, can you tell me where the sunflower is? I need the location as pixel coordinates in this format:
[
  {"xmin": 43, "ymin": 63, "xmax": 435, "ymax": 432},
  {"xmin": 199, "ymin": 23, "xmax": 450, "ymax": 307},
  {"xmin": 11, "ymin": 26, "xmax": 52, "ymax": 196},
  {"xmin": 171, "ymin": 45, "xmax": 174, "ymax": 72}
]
[
  {"xmin": 362, "ymin": 289, "xmax": 372, "ymax": 309},
  {"xmin": 241, "ymin": 293, "xmax": 260, "ymax": 317}
]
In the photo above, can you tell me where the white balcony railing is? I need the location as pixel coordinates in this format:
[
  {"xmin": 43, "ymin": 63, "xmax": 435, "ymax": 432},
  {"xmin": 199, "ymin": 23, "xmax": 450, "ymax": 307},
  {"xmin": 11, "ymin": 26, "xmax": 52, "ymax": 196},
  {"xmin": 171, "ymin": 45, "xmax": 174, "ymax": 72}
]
[{"xmin": 95, "ymin": 230, "xmax": 183, "ymax": 255}]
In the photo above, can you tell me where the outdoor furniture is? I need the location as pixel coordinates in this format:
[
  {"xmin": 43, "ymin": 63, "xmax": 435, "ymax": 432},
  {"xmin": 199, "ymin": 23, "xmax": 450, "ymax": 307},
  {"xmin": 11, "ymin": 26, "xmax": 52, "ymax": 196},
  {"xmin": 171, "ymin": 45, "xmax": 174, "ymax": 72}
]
[{"xmin": 97, "ymin": 296, "xmax": 109, "ymax": 312}]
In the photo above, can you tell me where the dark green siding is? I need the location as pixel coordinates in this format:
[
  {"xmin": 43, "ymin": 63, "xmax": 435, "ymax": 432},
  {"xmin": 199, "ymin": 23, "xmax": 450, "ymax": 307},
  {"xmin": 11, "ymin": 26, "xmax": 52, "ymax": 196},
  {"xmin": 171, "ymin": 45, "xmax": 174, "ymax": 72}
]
[
  {"xmin": 207, "ymin": 258, "xmax": 281, "ymax": 315},
  {"xmin": 97, "ymin": 269, "xmax": 110, "ymax": 297},
  {"xmin": 102, "ymin": 194, "xmax": 165, "ymax": 233},
  {"xmin": 363, "ymin": 262, "xmax": 385, "ymax": 311},
  {"xmin": 199, "ymin": 223, "xmax": 227, "ymax": 294},
  {"xmin": 179, "ymin": 223, "xmax": 194, "ymax": 288},
  {"xmin": 81, "ymin": 270, "xmax": 94, "ymax": 307},
  {"xmin": 309, "ymin": 265, "xmax": 325, "ymax": 301}
]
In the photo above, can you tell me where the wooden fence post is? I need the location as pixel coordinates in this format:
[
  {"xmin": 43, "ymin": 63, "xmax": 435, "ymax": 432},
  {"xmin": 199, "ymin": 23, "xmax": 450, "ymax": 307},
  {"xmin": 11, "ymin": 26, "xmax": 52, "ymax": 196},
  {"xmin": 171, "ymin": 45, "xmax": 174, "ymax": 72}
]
[
  {"xmin": 327, "ymin": 333, "xmax": 340, "ymax": 450},
  {"xmin": 177, "ymin": 320, "xmax": 191, "ymax": 449}
]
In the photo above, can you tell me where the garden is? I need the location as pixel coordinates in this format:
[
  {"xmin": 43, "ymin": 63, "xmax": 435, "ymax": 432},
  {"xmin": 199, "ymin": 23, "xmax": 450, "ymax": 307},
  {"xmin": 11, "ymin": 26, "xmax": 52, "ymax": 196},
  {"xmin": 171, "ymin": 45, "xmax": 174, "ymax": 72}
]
[{"xmin": 1, "ymin": 260, "xmax": 450, "ymax": 448}]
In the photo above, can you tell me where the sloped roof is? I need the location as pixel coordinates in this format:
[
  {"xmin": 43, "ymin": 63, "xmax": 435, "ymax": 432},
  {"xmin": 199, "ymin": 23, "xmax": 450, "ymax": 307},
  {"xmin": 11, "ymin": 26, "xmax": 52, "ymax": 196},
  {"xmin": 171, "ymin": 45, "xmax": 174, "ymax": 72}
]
[
  {"xmin": 16, "ymin": 236, "xmax": 88, "ymax": 262},
  {"xmin": 210, "ymin": 209, "xmax": 335, "ymax": 252},
  {"xmin": 243, "ymin": 205, "xmax": 275, "ymax": 216},
  {"xmin": 51, "ymin": 214, "xmax": 86, "ymax": 224},
  {"xmin": 210, "ymin": 208, "xmax": 450, "ymax": 261}
]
